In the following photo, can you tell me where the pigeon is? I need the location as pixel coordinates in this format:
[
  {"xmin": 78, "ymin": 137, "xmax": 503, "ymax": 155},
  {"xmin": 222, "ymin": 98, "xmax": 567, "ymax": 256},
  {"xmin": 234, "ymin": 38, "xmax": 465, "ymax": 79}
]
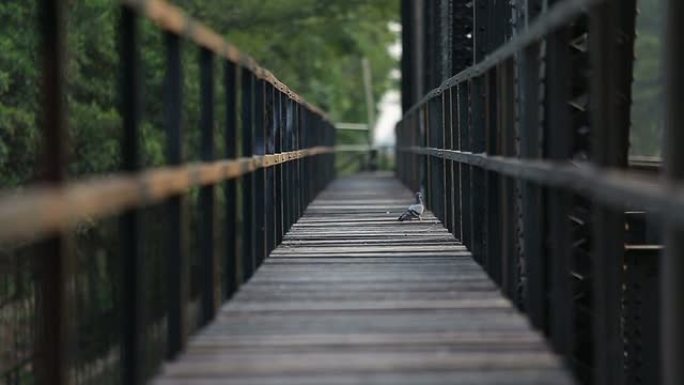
[{"xmin": 398, "ymin": 192, "xmax": 424, "ymax": 221}]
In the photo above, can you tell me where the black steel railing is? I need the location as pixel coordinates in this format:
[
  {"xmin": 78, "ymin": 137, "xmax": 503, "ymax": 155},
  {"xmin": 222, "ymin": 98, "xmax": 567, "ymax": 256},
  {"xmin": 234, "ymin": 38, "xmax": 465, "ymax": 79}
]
[
  {"xmin": 397, "ymin": 0, "xmax": 681, "ymax": 384},
  {"xmin": 0, "ymin": 0, "xmax": 335, "ymax": 384}
]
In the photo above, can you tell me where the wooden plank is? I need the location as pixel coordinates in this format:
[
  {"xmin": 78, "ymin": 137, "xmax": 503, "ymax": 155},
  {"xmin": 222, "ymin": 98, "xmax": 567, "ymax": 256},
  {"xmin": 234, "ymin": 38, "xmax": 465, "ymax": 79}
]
[{"xmin": 152, "ymin": 173, "xmax": 573, "ymax": 385}]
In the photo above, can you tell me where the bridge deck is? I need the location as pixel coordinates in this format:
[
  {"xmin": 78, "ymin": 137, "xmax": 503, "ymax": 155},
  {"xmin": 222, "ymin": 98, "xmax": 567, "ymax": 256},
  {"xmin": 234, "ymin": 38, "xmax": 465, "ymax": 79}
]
[{"xmin": 153, "ymin": 173, "xmax": 573, "ymax": 385}]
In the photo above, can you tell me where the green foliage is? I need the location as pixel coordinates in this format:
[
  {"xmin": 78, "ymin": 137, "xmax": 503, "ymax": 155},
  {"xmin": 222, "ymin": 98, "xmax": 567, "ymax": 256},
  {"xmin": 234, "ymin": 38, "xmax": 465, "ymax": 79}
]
[
  {"xmin": 0, "ymin": 1, "xmax": 40, "ymax": 186},
  {"xmin": 0, "ymin": 0, "xmax": 399, "ymax": 187},
  {"xmin": 177, "ymin": 0, "xmax": 399, "ymax": 124},
  {"xmin": 631, "ymin": 0, "xmax": 663, "ymax": 157}
]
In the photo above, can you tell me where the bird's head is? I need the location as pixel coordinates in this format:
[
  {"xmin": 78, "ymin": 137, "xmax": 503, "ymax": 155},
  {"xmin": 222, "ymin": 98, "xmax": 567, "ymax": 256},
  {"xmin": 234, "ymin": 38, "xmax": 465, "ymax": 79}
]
[{"xmin": 415, "ymin": 192, "xmax": 423, "ymax": 203}]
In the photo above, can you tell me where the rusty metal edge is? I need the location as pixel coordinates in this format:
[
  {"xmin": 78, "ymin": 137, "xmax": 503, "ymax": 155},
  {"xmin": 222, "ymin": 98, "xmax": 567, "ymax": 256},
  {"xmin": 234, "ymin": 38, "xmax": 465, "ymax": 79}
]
[{"xmin": 0, "ymin": 146, "xmax": 334, "ymax": 245}]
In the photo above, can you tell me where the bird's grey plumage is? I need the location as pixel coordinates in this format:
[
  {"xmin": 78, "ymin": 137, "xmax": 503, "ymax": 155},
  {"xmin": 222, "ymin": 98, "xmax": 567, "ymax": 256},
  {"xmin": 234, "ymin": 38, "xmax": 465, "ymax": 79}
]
[{"xmin": 398, "ymin": 192, "xmax": 424, "ymax": 221}]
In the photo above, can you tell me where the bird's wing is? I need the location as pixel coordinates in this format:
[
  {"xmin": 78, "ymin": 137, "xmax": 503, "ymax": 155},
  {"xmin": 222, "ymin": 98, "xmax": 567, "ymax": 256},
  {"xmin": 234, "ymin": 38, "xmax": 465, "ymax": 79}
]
[
  {"xmin": 398, "ymin": 206, "xmax": 421, "ymax": 220},
  {"xmin": 408, "ymin": 203, "xmax": 424, "ymax": 214}
]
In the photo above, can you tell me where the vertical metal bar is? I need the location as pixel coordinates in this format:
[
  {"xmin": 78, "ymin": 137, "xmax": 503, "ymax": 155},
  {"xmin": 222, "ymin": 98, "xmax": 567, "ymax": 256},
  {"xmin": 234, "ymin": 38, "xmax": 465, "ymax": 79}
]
[
  {"xmin": 470, "ymin": 0, "xmax": 487, "ymax": 266},
  {"xmin": 485, "ymin": 69, "xmax": 501, "ymax": 283},
  {"xmin": 545, "ymin": 25, "xmax": 573, "ymax": 356},
  {"xmin": 241, "ymin": 70, "xmax": 255, "ymax": 280},
  {"xmin": 436, "ymin": 94, "xmax": 446, "ymax": 224},
  {"xmin": 164, "ymin": 31, "xmax": 187, "ymax": 359},
  {"xmin": 223, "ymin": 60, "xmax": 237, "ymax": 299},
  {"xmin": 283, "ymin": 98, "xmax": 292, "ymax": 233},
  {"xmin": 470, "ymin": 77, "xmax": 486, "ymax": 266},
  {"xmin": 499, "ymin": 60, "xmax": 518, "ymax": 303},
  {"xmin": 302, "ymin": 111, "xmax": 309, "ymax": 206},
  {"xmin": 294, "ymin": 105, "xmax": 300, "ymax": 220},
  {"xmin": 433, "ymin": 98, "xmax": 439, "ymax": 219},
  {"xmin": 589, "ymin": 0, "xmax": 636, "ymax": 382},
  {"xmin": 266, "ymin": 85, "xmax": 277, "ymax": 254},
  {"xmin": 517, "ymin": 0, "xmax": 545, "ymax": 330},
  {"xmin": 285, "ymin": 100, "xmax": 292, "ymax": 230},
  {"xmin": 662, "ymin": 0, "xmax": 684, "ymax": 383},
  {"xmin": 428, "ymin": 97, "xmax": 441, "ymax": 218},
  {"xmin": 426, "ymin": 101, "xmax": 433, "ymax": 212},
  {"xmin": 429, "ymin": 99, "xmax": 436, "ymax": 213},
  {"xmin": 458, "ymin": 83, "xmax": 470, "ymax": 247},
  {"xmin": 422, "ymin": 104, "xmax": 430, "ymax": 204},
  {"xmin": 119, "ymin": 6, "xmax": 144, "ymax": 384},
  {"xmin": 199, "ymin": 48, "xmax": 216, "ymax": 325},
  {"xmin": 401, "ymin": 0, "xmax": 414, "ymax": 111},
  {"xmin": 36, "ymin": 0, "xmax": 69, "ymax": 383},
  {"xmin": 473, "ymin": 0, "xmax": 489, "ymax": 63},
  {"xmin": 253, "ymin": 80, "xmax": 266, "ymax": 267},
  {"xmin": 444, "ymin": 90, "xmax": 453, "ymax": 233},
  {"xmin": 275, "ymin": 91, "xmax": 284, "ymax": 244},
  {"xmin": 450, "ymin": 87, "xmax": 462, "ymax": 240},
  {"xmin": 297, "ymin": 104, "xmax": 302, "ymax": 220}
]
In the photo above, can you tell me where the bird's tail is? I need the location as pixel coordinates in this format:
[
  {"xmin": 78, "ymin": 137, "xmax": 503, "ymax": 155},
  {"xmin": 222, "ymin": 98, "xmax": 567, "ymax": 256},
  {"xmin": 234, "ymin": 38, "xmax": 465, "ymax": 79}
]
[{"xmin": 397, "ymin": 212, "xmax": 409, "ymax": 221}]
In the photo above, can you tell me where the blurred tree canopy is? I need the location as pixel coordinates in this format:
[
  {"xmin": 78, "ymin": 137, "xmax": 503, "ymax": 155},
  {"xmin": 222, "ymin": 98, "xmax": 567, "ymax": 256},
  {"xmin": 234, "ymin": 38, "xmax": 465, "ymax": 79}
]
[
  {"xmin": 0, "ymin": 0, "xmax": 399, "ymax": 187},
  {"xmin": 0, "ymin": 0, "xmax": 664, "ymax": 189},
  {"xmin": 630, "ymin": 0, "xmax": 663, "ymax": 157},
  {"xmin": 178, "ymin": 0, "xmax": 400, "ymax": 122}
]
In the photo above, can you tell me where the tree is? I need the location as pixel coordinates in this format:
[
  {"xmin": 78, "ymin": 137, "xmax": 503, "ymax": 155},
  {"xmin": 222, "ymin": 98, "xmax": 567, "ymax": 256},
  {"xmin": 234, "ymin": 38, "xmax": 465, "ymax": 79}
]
[{"xmin": 631, "ymin": 0, "xmax": 663, "ymax": 157}]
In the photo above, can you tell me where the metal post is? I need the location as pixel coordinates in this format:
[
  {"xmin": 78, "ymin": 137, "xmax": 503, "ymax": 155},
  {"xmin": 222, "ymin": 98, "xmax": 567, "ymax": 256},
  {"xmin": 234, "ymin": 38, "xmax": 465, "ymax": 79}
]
[
  {"xmin": 241, "ymin": 70, "xmax": 255, "ymax": 280},
  {"xmin": 283, "ymin": 98, "xmax": 292, "ymax": 233},
  {"xmin": 199, "ymin": 47, "xmax": 216, "ymax": 325},
  {"xmin": 164, "ymin": 31, "xmax": 187, "ymax": 359},
  {"xmin": 275, "ymin": 91, "xmax": 284, "ymax": 244},
  {"xmin": 293, "ymin": 104, "xmax": 301, "ymax": 222},
  {"xmin": 36, "ymin": 0, "xmax": 70, "ymax": 383},
  {"xmin": 286, "ymin": 101, "xmax": 292, "ymax": 229},
  {"xmin": 253, "ymin": 79, "xmax": 266, "ymax": 267},
  {"xmin": 266, "ymin": 85, "xmax": 277, "ymax": 254},
  {"xmin": 458, "ymin": 84, "xmax": 471, "ymax": 248},
  {"xmin": 449, "ymin": 88, "xmax": 461, "ymax": 241},
  {"xmin": 223, "ymin": 60, "xmax": 237, "ymax": 299},
  {"xmin": 662, "ymin": 0, "xmax": 684, "ymax": 383},
  {"xmin": 119, "ymin": 6, "xmax": 144, "ymax": 384},
  {"xmin": 589, "ymin": 0, "xmax": 636, "ymax": 382},
  {"xmin": 423, "ymin": 103, "xmax": 431, "ymax": 211},
  {"xmin": 470, "ymin": 77, "xmax": 486, "ymax": 266},
  {"xmin": 545, "ymin": 24, "xmax": 573, "ymax": 356},
  {"xmin": 499, "ymin": 60, "xmax": 517, "ymax": 303},
  {"xmin": 516, "ymin": 0, "xmax": 545, "ymax": 331},
  {"xmin": 485, "ymin": 69, "xmax": 501, "ymax": 283},
  {"xmin": 471, "ymin": 0, "xmax": 487, "ymax": 267},
  {"xmin": 444, "ymin": 90, "xmax": 453, "ymax": 233}
]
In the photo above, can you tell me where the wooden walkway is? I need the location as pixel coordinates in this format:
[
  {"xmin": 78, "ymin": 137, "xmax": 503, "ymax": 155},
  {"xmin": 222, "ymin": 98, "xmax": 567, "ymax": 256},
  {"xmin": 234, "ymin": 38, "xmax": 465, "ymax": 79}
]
[{"xmin": 153, "ymin": 173, "xmax": 573, "ymax": 385}]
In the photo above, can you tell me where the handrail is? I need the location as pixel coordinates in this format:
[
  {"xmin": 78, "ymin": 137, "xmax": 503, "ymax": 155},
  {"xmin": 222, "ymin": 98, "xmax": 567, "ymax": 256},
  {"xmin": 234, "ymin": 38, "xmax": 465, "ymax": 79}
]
[
  {"xmin": 395, "ymin": 0, "xmax": 678, "ymax": 383},
  {"xmin": 3, "ymin": 0, "xmax": 339, "ymax": 384},
  {"xmin": 399, "ymin": 147, "xmax": 684, "ymax": 226},
  {"xmin": 0, "ymin": 147, "xmax": 334, "ymax": 245}
]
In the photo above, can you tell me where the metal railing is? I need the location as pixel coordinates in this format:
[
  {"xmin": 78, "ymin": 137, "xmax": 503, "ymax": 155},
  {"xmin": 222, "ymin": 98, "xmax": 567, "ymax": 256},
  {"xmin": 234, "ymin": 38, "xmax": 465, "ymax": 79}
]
[
  {"xmin": 396, "ymin": 0, "xmax": 680, "ymax": 384},
  {"xmin": 0, "ymin": 0, "xmax": 335, "ymax": 384}
]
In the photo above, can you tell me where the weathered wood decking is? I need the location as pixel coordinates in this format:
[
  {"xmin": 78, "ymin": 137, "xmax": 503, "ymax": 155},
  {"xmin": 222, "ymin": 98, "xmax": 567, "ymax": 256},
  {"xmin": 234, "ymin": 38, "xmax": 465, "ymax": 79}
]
[{"xmin": 153, "ymin": 173, "xmax": 573, "ymax": 385}]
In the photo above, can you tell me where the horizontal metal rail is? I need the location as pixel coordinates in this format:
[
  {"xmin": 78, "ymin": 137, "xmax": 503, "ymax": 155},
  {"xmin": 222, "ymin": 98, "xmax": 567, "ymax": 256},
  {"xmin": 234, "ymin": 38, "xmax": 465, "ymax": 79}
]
[
  {"xmin": 0, "ymin": 146, "xmax": 334, "ymax": 245},
  {"xmin": 400, "ymin": 147, "xmax": 684, "ymax": 226},
  {"xmin": 119, "ymin": 0, "xmax": 328, "ymax": 119}
]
